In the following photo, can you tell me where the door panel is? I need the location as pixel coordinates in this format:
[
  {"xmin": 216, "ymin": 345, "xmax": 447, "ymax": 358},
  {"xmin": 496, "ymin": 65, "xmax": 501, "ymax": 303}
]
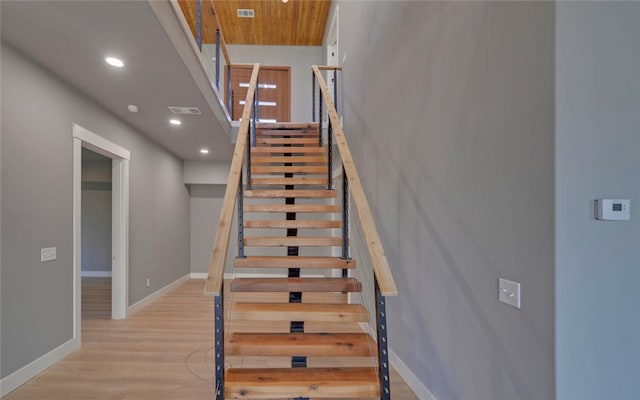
[{"xmin": 228, "ymin": 66, "xmax": 291, "ymax": 122}]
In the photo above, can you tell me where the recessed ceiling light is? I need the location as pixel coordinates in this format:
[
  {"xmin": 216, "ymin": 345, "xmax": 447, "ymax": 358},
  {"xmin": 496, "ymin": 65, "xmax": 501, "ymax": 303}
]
[
  {"xmin": 282, "ymin": 0, "xmax": 289, "ymax": 3},
  {"xmin": 105, "ymin": 56, "xmax": 124, "ymax": 68},
  {"xmin": 200, "ymin": 148, "xmax": 210, "ymax": 154},
  {"xmin": 169, "ymin": 119, "xmax": 182, "ymax": 126},
  {"xmin": 128, "ymin": 104, "xmax": 139, "ymax": 113}
]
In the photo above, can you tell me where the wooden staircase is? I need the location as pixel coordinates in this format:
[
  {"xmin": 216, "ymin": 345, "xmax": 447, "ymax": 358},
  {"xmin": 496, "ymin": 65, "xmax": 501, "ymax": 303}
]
[{"xmin": 224, "ymin": 122, "xmax": 380, "ymax": 399}]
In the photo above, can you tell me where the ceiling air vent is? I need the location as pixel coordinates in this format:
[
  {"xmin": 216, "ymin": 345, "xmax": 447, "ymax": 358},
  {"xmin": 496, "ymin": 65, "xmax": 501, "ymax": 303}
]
[
  {"xmin": 237, "ymin": 9, "xmax": 255, "ymax": 18},
  {"xmin": 168, "ymin": 106, "xmax": 202, "ymax": 115}
]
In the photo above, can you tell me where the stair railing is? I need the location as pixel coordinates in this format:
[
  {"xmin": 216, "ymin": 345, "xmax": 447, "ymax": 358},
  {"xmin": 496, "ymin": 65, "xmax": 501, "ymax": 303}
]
[
  {"xmin": 312, "ymin": 65, "xmax": 398, "ymax": 400},
  {"xmin": 176, "ymin": 0, "xmax": 233, "ymax": 113},
  {"xmin": 204, "ymin": 63, "xmax": 260, "ymax": 400}
]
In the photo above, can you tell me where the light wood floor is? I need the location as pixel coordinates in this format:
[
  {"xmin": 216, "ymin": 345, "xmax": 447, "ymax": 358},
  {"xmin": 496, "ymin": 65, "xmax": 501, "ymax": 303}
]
[{"xmin": 5, "ymin": 279, "xmax": 417, "ymax": 400}]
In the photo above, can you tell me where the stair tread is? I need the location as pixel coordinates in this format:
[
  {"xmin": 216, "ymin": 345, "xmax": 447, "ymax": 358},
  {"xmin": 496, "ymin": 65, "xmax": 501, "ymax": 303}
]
[
  {"xmin": 257, "ymin": 137, "xmax": 319, "ymax": 145},
  {"xmin": 244, "ymin": 220, "xmax": 341, "ymax": 229},
  {"xmin": 251, "ymin": 147, "xmax": 326, "ymax": 154},
  {"xmin": 244, "ymin": 237, "xmax": 343, "ymax": 247},
  {"xmin": 234, "ymin": 256, "xmax": 356, "ymax": 269},
  {"xmin": 251, "ymin": 165, "xmax": 328, "ymax": 174},
  {"xmin": 230, "ymin": 303, "xmax": 370, "ymax": 322},
  {"xmin": 252, "ymin": 156, "xmax": 328, "ymax": 164},
  {"xmin": 257, "ymin": 122, "xmax": 319, "ymax": 130},
  {"xmin": 228, "ymin": 332, "xmax": 376, "ymax": 356},
  {"xmin": 245, "ymin": 190, "xmax": 336, "ymax": 198},
  {"xmin": 256, "ymin": 130, "xmax": 319, "ymax": 137},
  {"xmin": 231, "ymin": 278, "xmax": 362, "ymax": 293},
  {"xmin": 225, "ymin": 367, "xmax": 379, "ymax": 398},
  {"xmin": 245, "ymin": 204, "xmax": 340, "ymax": 213},
  {"xmin": 251, "ymin": 177, "xmax": 329, "ymax": 186}
]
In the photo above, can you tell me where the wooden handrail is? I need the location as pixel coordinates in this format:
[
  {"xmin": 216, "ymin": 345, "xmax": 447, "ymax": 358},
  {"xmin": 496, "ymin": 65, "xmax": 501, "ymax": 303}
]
[
  {"xmin": 316, "ymin": 66, "xmax": 343, "ymax": 71},
  {"xmin": 311, "ymin": 66, "xmax": 398, "ymax": 296},
  {"xmin": 205, "ymin": 63, "xmax": 260, "ymax": 296},
  {"xmin": 205, "ymin": 0, "xmax": 231, "ymax": 66}
]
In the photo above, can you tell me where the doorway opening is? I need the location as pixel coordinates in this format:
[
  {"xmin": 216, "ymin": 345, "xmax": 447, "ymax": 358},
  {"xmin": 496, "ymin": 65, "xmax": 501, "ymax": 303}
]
[
  {"xmin": 72, "ymin": 124, "xmax": 130, "ymax": 341},
  {"xmin": 81, "ymin": 148, "xmax": 113, "ymax": 320}
]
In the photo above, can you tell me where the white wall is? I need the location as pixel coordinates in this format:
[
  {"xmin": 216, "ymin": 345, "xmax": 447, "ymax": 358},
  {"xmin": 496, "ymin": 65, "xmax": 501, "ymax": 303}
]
[
  {"xmin": 555, "ymin": 3, "xmax": 640, "ymax": 399},
  {"xmin": 330, "ymin": 2, "xmax": 555, "ymax": 399}
]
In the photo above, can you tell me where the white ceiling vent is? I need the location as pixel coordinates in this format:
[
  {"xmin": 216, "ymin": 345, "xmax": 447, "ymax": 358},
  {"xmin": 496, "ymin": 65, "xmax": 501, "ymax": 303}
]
[
  {"xmin": 168, "ymin": 106, "xmax": 202, "ymax": 115},
  {"xmin": 237, "ymin": 9, "xmax": 255, "ymax": 18}
]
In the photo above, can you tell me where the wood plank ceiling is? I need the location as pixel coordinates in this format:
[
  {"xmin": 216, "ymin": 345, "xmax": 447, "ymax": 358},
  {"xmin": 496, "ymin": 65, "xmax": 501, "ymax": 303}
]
[{"xmin": 179, "ymin": 0, "xmax": 331, "ymax": 46}]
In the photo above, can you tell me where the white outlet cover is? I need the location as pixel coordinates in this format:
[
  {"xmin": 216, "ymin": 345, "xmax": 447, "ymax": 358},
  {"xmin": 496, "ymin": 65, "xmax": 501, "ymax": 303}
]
[
  {"xmin": 499, "ymin": 278, "xmax": 521, "ymax": 309},
  {"xmin": 41, "ymin": 247, "xmax": 57, "ymax": 262}
]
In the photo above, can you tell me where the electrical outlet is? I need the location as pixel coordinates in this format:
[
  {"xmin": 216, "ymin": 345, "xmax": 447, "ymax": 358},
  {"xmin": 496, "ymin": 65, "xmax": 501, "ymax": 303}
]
[
  {"xmin": 146, "ymin": 278, "xmax": 151, "ymax": 288},
  {"xmin": 41, "ymin": 247, "xmax": 57, "ymax": 262},
  {"xmin": 499, "ymin": 278, "xmax": 521, "ymax": 309}
]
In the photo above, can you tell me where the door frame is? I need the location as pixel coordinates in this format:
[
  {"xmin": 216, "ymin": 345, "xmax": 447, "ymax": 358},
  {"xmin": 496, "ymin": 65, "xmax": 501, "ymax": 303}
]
[{"xmin": 72, "ymin": 123, "xmax": 130, "ymax": 340}]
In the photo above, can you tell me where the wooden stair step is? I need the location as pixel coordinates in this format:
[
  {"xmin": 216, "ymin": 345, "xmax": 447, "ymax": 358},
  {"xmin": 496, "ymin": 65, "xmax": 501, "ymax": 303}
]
[
  {"xmin": 251, "ymin": 156, "xmax": 328, "ymax": 164},
  {"xmin": 228, "ymin": 332, "xmax": 375, "ymax": 356},
  {"xmin": 257, "ymin": 122, "xmax": 319, "ymax": 130},
  {"xmin": 245, "ymin": 204, "xmax": 340, "ymax": 213},
  {"xmin": 251, "ymin": 177, "xmax": 329, "ymax": 186},
  {"xmin": 244, "ymin": 237, "xmax": 343, "ymax": 247},
  {"xmin": 230, "ymin": 278, "xmax": 362, "ymax": 293},
  {"xmin": 257, "ymin": 137, "xmax": 319, "ymax": 146},
  {"xmin": 244, "ymin": 189, "xmax": 336, "ymax": 199},
  {"xmin": 244, "ymin": 220, "xmax": 341, "ymax": 229},
  {"xmin": 225, "ymin": 367, "xmax": 379, "ymax": 399},
  {"xmin": 251, "ymin": 165, "xmax": 328, "ymax": 174},
  {"xmin": 256, "ymin": 130, "xmax": 319, "ymax": 137},
  {"xmin": 234, "ymin": 256, "xmax": 355, "ymax": 269},
  {"xmin": 251, "ymin": 147, "xmax": 326, "ymax": 154},
  {"xmin": 229, "ymin": 303, "xmax": 369, "ymax": 322}
]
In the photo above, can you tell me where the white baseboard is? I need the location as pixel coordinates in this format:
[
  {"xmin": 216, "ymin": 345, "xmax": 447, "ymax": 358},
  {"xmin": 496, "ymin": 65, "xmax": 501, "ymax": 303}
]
[
  {"xmin": 126, "ymin": 274, "xmax": 190, "ymax": 317},
  {"xmin": 389, "ymin": 347, "xmax": 437, "ymax": 400},
  {"xmin": 81, "ymin": 270, "xmax": 112, "ymax": 278},
  {"xmin": 358, "ymin": 323, "xmax": 436, "ymax": 400},
  {"xmin": 190, "ymin": 273, "xmax": 207, "ymax": 279},
  {"xmin": 0, "ymin": 337, "xmax": 80, "ymax": 397}
]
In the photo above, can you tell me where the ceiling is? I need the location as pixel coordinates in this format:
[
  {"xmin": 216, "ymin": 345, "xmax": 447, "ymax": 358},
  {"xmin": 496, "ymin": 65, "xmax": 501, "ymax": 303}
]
[
  {"xmin": 179, "ymin": 0, "xmax": 331, "ymax": 46},
  {"xmin": 1, "ymin": 1, "xmax": 235, "ymax": 161}
]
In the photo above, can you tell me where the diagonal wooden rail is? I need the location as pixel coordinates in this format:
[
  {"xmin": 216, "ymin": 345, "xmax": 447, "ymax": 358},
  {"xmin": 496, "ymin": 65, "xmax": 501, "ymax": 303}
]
[
  {"xmin": 312, "ymin": 65, "xmax": 398, "ymax": 296},
  {"xmin": 205, "ymin": 63, "xmax": 260, "ymax": 297}
]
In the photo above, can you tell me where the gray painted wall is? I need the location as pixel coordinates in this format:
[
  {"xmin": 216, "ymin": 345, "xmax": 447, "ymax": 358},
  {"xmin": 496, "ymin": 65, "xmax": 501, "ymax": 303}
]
[
  {"xmin": 331, "ymin": 2, "xmax": 555, "ymax": 399},
  {"xmin": 226, "ymin": 45, "xmax": 322, "ymax": 122},
  {"xmin": 555, "ymin": 3, "xmax": 640, "ymax": 399},
  {"xmin": 1, "ymin": 44, "xmax": 190, "ymax": 378},
  {"xmin": 190, "ymin": 185, "xmax": 225, "ymax": 274}
]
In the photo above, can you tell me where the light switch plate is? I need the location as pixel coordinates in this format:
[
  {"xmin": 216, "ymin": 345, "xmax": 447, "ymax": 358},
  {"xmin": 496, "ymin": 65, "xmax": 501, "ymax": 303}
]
[
  {"xmin": 41, "ymin": 247, "xmax": 57, "ymax": 262},
  {"xmin": 499, "ymin": 278, "xmax": 521, "ymax": 309}
]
